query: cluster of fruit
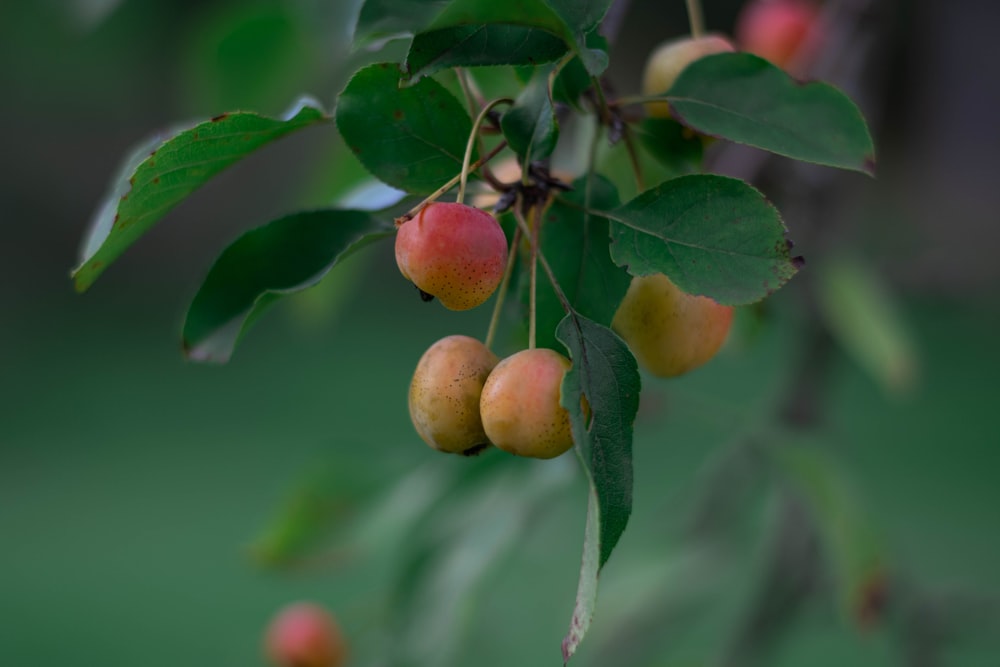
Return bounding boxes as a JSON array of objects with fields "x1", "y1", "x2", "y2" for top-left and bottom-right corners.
[{"x1": 397, "y1": 200, "x2": 734, "y2": 460}]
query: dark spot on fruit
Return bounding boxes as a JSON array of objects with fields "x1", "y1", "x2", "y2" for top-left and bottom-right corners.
[{"x1": 461, "y1": 442, "x2": 491, "y2": 457}]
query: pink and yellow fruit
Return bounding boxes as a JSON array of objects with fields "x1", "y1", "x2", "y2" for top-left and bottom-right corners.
[
  {"x1": 395, "y1": 202, "x2": 508, "y2": 311},
  {"x1": 480, "y1": 348, "x2": 575, "y2": 459}
]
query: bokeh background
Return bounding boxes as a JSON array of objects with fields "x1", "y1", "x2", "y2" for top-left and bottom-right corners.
[{"x1": 2, "y1": 0, "x2": 998, "y2": 666}]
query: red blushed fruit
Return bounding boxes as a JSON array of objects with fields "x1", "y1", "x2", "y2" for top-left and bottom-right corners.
[
  {"x1": 395, "y1": 202, "x2": 508, "y2": 311},
  {"x1": 265, "y1": 602, "x2": 347, "y2": 667},
  {"x1": 735, "y1": 0, "x2": 822, "y2": 72}
]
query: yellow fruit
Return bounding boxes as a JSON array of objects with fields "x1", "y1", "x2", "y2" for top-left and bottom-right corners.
[
  {"x1": 642, "y1": 34, "x2": 736, "y2": 118},
  {"x1": 480, "y1": 348, "x2": 574, "y2": 459},
  {"x1": 612, "y1": 274, "x2": 734, "y2": 377},
  {"x1": 408, "y1": 335, "x2": 498, "y2": 455}
]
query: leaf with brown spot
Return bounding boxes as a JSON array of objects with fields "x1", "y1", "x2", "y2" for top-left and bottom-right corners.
[
  {"x1": 604, "y1": 174, "x2": 799, "y2": 305},
  {"x1": 72, "y1": 98, "x2": 329, "y2": 292}
]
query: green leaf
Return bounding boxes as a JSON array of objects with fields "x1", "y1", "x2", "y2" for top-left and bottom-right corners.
[
  {"x1": 816, "y1": 257, "x2": 919, "y2": 395},
  {"x1": 551, "y1": 31, "x2": 606, "y2": 107},
  {"x1": 666, "y1": 53, "x2": 876, "y2": 174},
  {"x1": 428, "y1": 0, "x2": 610, "y2": 76},
  {"x1": 606, "y1": 174, "x2": 801, "y2": 305},
  {"x1": 556, "y1": 314, "x2": 641, "y2": 661},
  {"x1": 183, "y1": 209, "x2": 394, "y2": 363},
  {"x1": 404, "y1": 25, "x2": 567, "y2": 83},
  {"x1": 501, "y1": 67, "x2": 559, "y2": 164},
  {"x1": 72, "y1": 98, "x2": 329, "y2": 292},
  {"x1": 352, "y1": 0, "x2": 450, "y2": 46},
  {"x1": 336, "y1": 63, "x2": 474, "y2": 195},
  {"x1": 634, "y1": 117, "x2": 704, "y2": 176},
  {"x1": 533, "y1": 175, "x2": 631, "y2": 351}
]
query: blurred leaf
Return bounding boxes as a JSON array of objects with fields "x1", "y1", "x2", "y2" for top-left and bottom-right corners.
[
  {"x1": 556, "y1": 314, "x2": 641, "y2": 661},
  {"x1": 182, "y1": 4, "x2": 318, "y2": 113},
  {"x1": 634, "y1": 117, "x2": 704, "y2": 176},
  {"x1": 501, "y1": 66, "x2": 559, "y2": 164},
  {"x1": 404, "y1": 25, "x2": 567, "y2": 82},
  {"x1": 816, "y1": 257, "x2": 919, "y2": 396},
  {"x1": 73, "y1": 98, "x2": 328, "y2": 291},
  {"x1": 183, "y1": 209, "x2": 394, "y2": 363},
  {"x1": 666, "y1": 53, "x2": 876, "y2": 174},
  {"x1": 336, "y1": 63, "x2": 473, "y2": 194},
  {"x1": 532, "y1": 175, "x2": 630, "y2": 351},
  {"x1": 389, "y1": 460, "x2": 574, "y2": 667},
  {"x1": 764, "y1": 439, "x2": 889, "y2": 628},
  {"x1": 607, "y1": 175, "x2": 801, "y2": 305},
  {"x1": 353, "y1": 0, "x2": 451, "y2": 46}
]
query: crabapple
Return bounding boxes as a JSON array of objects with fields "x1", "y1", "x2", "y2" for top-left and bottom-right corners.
[
  {"x1": 409, "y1": 335, "x2": 499, "y2": 455},
  {"x1": 395, "y1": 202, "x2": 508, "y2": 310},
  {"x1": 480, "y1": 348, "x2": 574, "y2": 459},
  {"x1": 612, "y1": 274, "x2": 734, "y2": 378},
  {"x1": 735, "y1": 0, "x2": 822, "y2": 73},
  {"x1": 641, "y1": 34, "x2": 735, "y2": 118},
  {"x1": 264, "y1": 601, "x2": 346, "y2": 667}
]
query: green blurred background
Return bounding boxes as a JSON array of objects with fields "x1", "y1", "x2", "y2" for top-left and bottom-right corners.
[{"x1": 2, "y1": 1, "x2": 999, "y2": 666}]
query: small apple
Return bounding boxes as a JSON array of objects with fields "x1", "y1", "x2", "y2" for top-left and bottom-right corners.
[
  {"x1": 479, "y1": 348, "x2": 574, "y2": 459},
  {"x1": 395, "y1": 202, "x2": 508, "y2": 311},
  {"x1": 409, "y1": 335, "x2": 498, "y2": 455},
  {"x1": 264, "y1": 602, "x2": 346, "y2": 667},
  {"x1": 735, "y1": 0, "x2": 822, "y2": 73},
  {"x1": 642, "y1": 34, "x2": 736, "y2": 118},
  {"x1": 612, "y1": 273, "x2": 734, "y2": 377}
]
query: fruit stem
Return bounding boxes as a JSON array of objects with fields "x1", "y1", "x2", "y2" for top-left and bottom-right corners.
[
  {"x1": 484, "y1": 225, "x2": 522, "y2": 351},
  {"x1": 397, "y1": 140, "x2": 510, "y2": 225},
  {"x1": 528, "y1": 205, "x2": 539, "y2": 350},
  {"x1": 514, "y1": 206, "x2": 572, "y2": 316},
  {"x1": 622, "y1": 125, "x2": 646, "y2": 192},
  {"x1": 458, "y1": 98, "x2": 513, "y2": 205},
  {"x1": 685, "y1": 0, "x2": 705, "y2": 38}
]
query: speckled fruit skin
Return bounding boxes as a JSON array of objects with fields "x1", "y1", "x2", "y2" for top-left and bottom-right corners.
[
  {"x1": 264, "y1": 602, "x2": 346, "y2": 667},
  {"x1": 612, "y1": 274, "x2": 734, "y2": 378},
  {"x1": 395, "y1": 202, "x2": 508, "y2": 311},
  {"x1": 735, "y1": 0, "x2": 820, "y2": 72},
  {"x1": 480, "y1": 348, "x2": 574, "y2": 460},
  {"x1": 642, "y1": 34, "x2": 736, "y2": 118},
  {"x1": 409, "y1": 335, "x2": 499, "y2": 455}
]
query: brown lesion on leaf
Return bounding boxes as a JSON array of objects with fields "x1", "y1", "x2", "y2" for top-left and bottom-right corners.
[{"x1": 211, "y1": 113, "x2": 229, "y2": 122}]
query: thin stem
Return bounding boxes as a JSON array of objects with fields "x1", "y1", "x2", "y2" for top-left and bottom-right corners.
[
  {"x1": 513, "y1": 207, "x2": 573, "y2": 315},
  {"x1": 608, "y1": 94, "x2": 670, "y2": 109},
  {"x1": 528, "y1": 206, "x2": 538, "y2": 349},
  {"x1": 484, "y1": 225, "x2": 522, "y2": 351},
  {"x1": 398, "y1": 140, "x2": 510, "y2": 224},
  {"x1": 459, "y1": 98, "x2": 514, "y2": 205},
  {"x1": 455, "y1": 68, "x2": 479, "y2": 120},
  {"x1": 621, "y1": 125, "x2": 646, "y2": 192},
  {"x1": 685, "y1": 0, "x2": 705, "y2": 38},
  {"x1": 590, "y1": 76, "x2": 613, "y2": 125}
]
